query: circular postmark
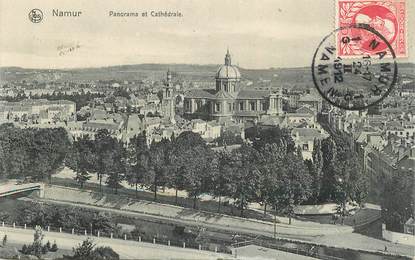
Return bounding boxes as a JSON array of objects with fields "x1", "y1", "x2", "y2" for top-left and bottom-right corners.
[
  {"x1": 28, "y1": 9, "x2": 43, "y2": 23},
  {"x1": 312, "y1": 24, "x2": 398, "y2": 110}
]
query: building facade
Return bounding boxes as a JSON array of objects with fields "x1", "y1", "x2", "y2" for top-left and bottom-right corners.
[
  {"x1": 184, "y1": 49, "x2": 282, "y2": 123},
  {"x1": 0, "y1": 99, "x2": 76, "y2": 123}
]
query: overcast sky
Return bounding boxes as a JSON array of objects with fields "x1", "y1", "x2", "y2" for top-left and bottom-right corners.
[{"x1": 0, "y1": 0, "x2": 413, "y2": 69}]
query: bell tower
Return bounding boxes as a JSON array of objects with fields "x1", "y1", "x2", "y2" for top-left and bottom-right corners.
[{"x1": 162, "y1": 69, "x2": 175, "y2": 124}]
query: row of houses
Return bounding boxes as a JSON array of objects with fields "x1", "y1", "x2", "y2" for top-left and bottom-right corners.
[{"x1": 0, "y1": 99, "x2": 76, "y2": 124}]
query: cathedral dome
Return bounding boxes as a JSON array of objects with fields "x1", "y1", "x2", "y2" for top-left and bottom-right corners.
[
  {"x1": 215, "y1": 49, "x2": 241, "y2": 79},
  {"x1": 216, "y1": 65, "x2": 241, "y2": 79}
]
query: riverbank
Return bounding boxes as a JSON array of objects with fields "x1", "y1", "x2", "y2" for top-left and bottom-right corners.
[{"x1": 40, "y1": 185, "x2": 415, "y2": 258}]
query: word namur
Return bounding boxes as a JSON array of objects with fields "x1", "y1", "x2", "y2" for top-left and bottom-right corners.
[{"x1": 52, "y1": 9, "x2": 82, "y2": 17}]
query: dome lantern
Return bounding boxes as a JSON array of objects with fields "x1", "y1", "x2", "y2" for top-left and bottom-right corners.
[
  {"x1": 215, "y1": 49, "x2": 241, "y2": 80},
  {"x1": 225, "y1": 48, "x2": 231, "y2": 65}
]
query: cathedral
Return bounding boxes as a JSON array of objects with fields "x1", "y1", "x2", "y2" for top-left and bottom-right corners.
[{"x1": 183, "y1": 49, "x2": 282, "y2": 123}]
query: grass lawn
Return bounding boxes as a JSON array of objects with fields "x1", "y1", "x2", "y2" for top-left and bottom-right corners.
[{"x1": 50, "y1": 175, "x2": 273, "y2": 222}]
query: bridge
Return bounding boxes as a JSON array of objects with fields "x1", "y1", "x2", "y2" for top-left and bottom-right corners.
[{"x1": 0, "y1": 181, "x2": 44, "y2": 198}]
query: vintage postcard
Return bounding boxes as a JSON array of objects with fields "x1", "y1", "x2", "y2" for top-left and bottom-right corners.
[{"x1": 0, "y1": 0, "x2": 414, "y2": 259}]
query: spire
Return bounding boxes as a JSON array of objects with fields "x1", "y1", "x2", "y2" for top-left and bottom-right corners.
[
  {"x1": 225, "y1": 48, "x2": 231, "y2": 65},
  {"x1": 166, "y1": 69, "x2": 172, "y2": 87}
]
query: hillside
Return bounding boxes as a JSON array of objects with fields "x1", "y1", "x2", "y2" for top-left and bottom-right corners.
[{"x1": 1, "y1": 63, "x2": 413, "y2": 88}]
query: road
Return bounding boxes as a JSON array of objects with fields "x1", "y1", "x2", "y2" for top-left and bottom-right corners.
[
  {"x1": 313, "y1": 232, "x2": 415, "y2": 258},
  {"x1": 0, "y1": 180, "x2": 43, "y2": 198},
  {"x1": 0, "y1": 226, "x2": 229, "y2": 259},
  {"x1": 42, "y1": 185, "x2": 354, "y2": 237},
  {"x1": 25, "y1": 197, "x2": 415, "y2": 258},
  {"x1": 29, "y1": 196, "x2": 351, "y2": 240}
]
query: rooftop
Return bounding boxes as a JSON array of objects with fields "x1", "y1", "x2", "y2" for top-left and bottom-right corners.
[{"x1": 298, "y1": 94, "x2": 321, "y2": 102}]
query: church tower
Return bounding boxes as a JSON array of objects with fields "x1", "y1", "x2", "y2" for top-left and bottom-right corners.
[{"x1": 162, "y1": 70, "x2": 175, "y2": 124}]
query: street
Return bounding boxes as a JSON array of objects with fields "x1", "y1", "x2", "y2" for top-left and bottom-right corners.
[{"x1": 0, "y1": 226, "x2": 229, "y2": 259}]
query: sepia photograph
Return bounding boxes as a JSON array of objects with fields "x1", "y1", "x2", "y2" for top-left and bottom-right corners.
[{"x1": 0, "y1": 0, "x2": 414, "y2": 259}]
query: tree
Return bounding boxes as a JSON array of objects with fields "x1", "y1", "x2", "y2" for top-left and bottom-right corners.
[
  {"x1": 32, "y1": 128, "x2": 70, "y2": 183},
  {"x1": 169, "y1": 131, "x2": 209, "y2": 208},
  {"x1": 104, "y1": 141, "x2": 126, "y2": 194},
  {"x1": 91, "y1": 246, "x2": 120, "y2": 260},
  {"x1": 174, "y1": 131, "x2": 206, "y2": 148},
  {"x1": 147, "y1": 140, "x2": 169, "y2": 200},
  {"x1": 17, "y1": 202, "x2": 49, "y2": 227},
  {"x1": 279, "y1": 148, "x2": 312, "y2": 224},
  {"x1": 21, "y1": 226, "x2": 45, "y2": 257},
  {"x1": 247, "y1": 126, "x2": 295, "y2": 153},
  {"x1": 209, "y1": 150, "x2": 233, "y2": 213},
  {"x1": 228, "y1": 145, "x2": 261, "y2": 217},
  {"x1": 310, "y1": 139, "x2": 324, "y2": 203},
  {"x1": 66, "y1": 140, "x2": 91, "y2": 188},
  {"x1": 72, "y1": 238, "x2": 95, "y2": 260},
  {"x1": 94, "y1": 130, "x2": 115, "y2": 192},
  {"x1": 257, "y1": 143, "x2": 287, "y2": 216},
  {"x1": 0, "y1": 125, "x2": 69, "y2": 182},
  {"x1": 333, "y1": 154, "x2": 366, "y2": 224},
  {"x1": 166, "y1": 136, "x2": 185, "y2": 205},
  {"x1": 91, "y1": 212, "x2": 114, "y2": 233},
  {"x1": 319, "y1": 137, "x2": 337, "y2": 202},
  {"x1": 318, "y1": 130, "x2": 368, "y2": 210},
  {"x1": 126, "y1": 133, "x2": 149, "y2": 198},
  {"x1": 213, "y1": 130, "x2": 244, "y2": 146},
  {"x1": 69, "y1": 239, "x2": 119, "y2": 260},
  {"x1": 178, "y1": 145, "x2": 214, "y2": 209},
  {"x1": 166, "y1": 154, "x2": 185, "y2": 205},
  {"x1": 382, "y1": 170, "x2": 414, "y2": 232}
]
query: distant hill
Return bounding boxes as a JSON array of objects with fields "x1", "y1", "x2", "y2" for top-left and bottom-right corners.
[{"x1": 1, "y1": 62, "x2": 413, "y2": 87}]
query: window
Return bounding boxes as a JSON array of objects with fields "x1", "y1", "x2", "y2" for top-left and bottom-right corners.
[
  {"x1": 303, "y1": 144, "x2": 309, "y2": 151},
  {"x1": 196, "y1": 100, "x2": 202, "y2": 110},
  {"x1": 250, "y1": 102, "x2": 256, "y2": 111},
  {"x1": 215, "y1": 103, "x2": 220, "y2": 112},
  {"x1": 239, "y1": 102, "x2": 244, "y2": 111},
  {"x1": 261, "y1": 102, "x2": 269, "y2": 111},
  {"x1": 228, "y1": 103, "x2": 232, "y2": 112}
]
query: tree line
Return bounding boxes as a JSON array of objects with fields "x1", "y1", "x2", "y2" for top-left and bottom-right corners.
[
  {"x1": 0, "y1": 123, "x2": 70, "y2": 182},
  {"x1": 0, "y1": 91, "x2": 105, "y2": 111},
  {"x1": 0, "y1": 123, "x2": 367, "y2": 221},
  {"x1": 64, "y1": 125, "x2": 367, "y2": 221}
]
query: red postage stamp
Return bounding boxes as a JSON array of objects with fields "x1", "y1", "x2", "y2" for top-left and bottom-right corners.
[{"x1": 337, "y1": 0, "x2": 406, "y2": 57}]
